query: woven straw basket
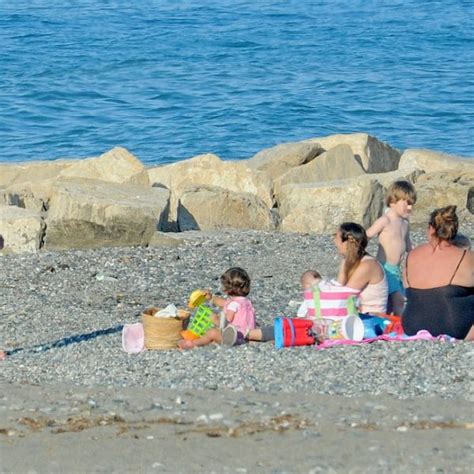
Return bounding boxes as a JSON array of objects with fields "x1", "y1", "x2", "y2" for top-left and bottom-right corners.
[{"x1": 142, "y1": 307, "x2": 190, "y2": 350}]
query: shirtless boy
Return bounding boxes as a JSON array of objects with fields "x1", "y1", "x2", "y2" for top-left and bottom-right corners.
[{"x1": 367, "y1": 180, "x2": 417, "y2": 315}]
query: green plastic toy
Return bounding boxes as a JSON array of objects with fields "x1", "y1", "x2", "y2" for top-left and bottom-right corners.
[{"x1": 181, "y1": 290, "x2": 214, "y2": 340}]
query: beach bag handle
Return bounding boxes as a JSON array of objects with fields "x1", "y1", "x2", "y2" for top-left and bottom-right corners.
[{"x1": 313, "y1": 285, "x2": 322, "y2": 319}]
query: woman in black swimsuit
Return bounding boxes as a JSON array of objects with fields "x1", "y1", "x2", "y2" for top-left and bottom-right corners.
[{"x1": 402, "y1": 205, "x2": 474, "y2": 339}]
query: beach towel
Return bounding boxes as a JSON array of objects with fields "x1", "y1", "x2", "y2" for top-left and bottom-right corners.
[
  {"x1": 122, "y1": 323, "x2": 145, "y2": 354},
  {"x1": 315, "y1": 329, "x2": 457, "y2": 350}
]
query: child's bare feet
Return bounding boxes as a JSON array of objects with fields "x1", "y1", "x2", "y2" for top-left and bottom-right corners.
[{"x1": 178, "y1": 339, "x2": 195, "y2": 350}]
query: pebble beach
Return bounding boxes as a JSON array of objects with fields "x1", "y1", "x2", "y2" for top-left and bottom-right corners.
[{"x1": 1, "y1": 228, "x2": 473, "y2": 472}]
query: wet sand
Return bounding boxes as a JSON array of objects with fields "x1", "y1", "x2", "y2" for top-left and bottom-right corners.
[{"x1": 1, "y1": 384, "x2": 473, "y2": 473}]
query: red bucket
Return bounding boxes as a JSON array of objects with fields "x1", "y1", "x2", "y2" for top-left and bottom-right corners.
[{"x1": 274, "y1": 318, "x2": 315, "y2": 348}]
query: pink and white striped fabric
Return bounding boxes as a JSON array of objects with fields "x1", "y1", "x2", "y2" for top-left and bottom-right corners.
[{"x1": 302, "y1": 280, "x2": 360, "y2": 319}]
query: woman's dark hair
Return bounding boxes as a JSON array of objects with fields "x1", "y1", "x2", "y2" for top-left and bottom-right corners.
[
  {"x1": 429, "y1": 205, "x2": 459, "y2": 242},
  {"x1": 220, "y1": 267, "x2": 251, "y2": 296},
  {"x1": 339, "y1": 222, "x2": 368, "y2": 283}
]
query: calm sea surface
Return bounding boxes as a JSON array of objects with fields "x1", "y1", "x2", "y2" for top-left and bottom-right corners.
[{"x1": 0, "y1": 1, "x2": 473, "y2": 165}]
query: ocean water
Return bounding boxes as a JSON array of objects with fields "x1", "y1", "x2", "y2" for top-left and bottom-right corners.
[{"x1": 0, "y1": 0, "x2": 473, "y2": 165}]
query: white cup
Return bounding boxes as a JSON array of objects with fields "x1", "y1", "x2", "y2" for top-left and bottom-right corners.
[{"x1": 313, "y1": 315, "x2": 364, "y2": 342}]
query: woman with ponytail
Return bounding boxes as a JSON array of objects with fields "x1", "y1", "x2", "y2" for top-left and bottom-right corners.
[
  {"x1": 246, "y1": 221, "x2": 388, "y2": 344},
  {"x1": 334, "y1": 222, "x2": 388, "y2": 314},
  {"x1": 402, "y1": 205, "x2": 474, "y2": 339}
]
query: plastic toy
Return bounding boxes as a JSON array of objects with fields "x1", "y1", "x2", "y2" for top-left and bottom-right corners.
[
  {"x1": 180, "y1": 290, "x2": 215, "y2": 340},
  {"x1": 274, "y1": 317, "x2": 315, "y2": 349}
]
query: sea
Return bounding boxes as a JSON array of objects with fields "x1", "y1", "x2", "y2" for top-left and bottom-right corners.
[{"x1": 0, "y1": 0, "x2": 473, "y2": 165}]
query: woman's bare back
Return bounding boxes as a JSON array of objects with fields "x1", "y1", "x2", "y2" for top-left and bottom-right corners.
[{"x1": 406, "y1": 244, "x2": 474, "y2": 289}]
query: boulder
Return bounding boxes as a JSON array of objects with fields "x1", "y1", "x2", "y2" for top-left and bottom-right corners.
[
  {"x1": 278, "y1": 176, "x2": 384, "y2": 234},
  {"x1": 0, "y1": 205, "x2": 45, "y2": 253},
  {"x1": 398, "y1": 149, "x2": 474, "y2": 174},
  {"x1": 44, "y1": 178, "x2": 170, "y2": 249},
  {"x1": 305, "y1": 133, "x2": 401, "y2": 173},
  {"x1": 369, "y1": 168, "x2": 425, "y2": 192},
  {"x1": 1, "y1": 180, "x2": 55, "y2": 213},
  {"x1": 148, "y1": 231, "x2": 185, "y2": 247},
  {"x1": 0, "y1": 160, "x2": 73, "y2": 188},
  {"x1": 148, "y1": 154, "x2": 272, "y2": 230},
  {"x1": 408, "y1": 171, "x2": 474, "y2": 227},
  {"x1": 245, "y1": 141, "x2": 324, "y2": 181},
  {"x1": 59, "y1": 147, "x2": 149, "y2": 186},
  {"x1": 274, "y1": 144, "x2": 366, "y2": 201},
  {"x1": 178, "y1": 186, "x2": 275, "y2": 231}
]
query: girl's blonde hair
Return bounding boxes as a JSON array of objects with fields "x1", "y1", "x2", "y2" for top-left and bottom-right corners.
[{"x1": 339, "y1": 222, "x2": 368, "y2": 284}]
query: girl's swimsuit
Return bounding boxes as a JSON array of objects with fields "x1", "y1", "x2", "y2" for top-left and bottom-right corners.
[{"x1": 402, "y1": 250, "x2": 474, "y2": 339}]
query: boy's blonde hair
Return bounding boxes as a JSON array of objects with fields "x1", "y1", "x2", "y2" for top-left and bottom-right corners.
[{"x1": 386, "y1": 180, "x2": 417, "y2": 207}]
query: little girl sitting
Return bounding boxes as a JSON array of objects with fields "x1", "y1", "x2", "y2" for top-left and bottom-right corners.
[{"x1": 178, "y1": 267, "x2": 256, "y2": 349}]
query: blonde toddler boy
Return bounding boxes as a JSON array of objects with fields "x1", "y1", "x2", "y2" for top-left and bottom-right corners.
[{"x1": 367, "y1": 180, "x2": 417, "y2": 315}]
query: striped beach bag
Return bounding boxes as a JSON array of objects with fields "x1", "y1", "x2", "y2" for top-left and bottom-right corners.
[{"x1": 303, "y1": 280, "x2": 360, "y2": 319}]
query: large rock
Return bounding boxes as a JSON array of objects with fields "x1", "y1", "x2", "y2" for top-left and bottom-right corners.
[
  {"x1": 408, "y1": 171, "x2": 474, "y2": 227},
  {"x1": 245, "y1": 141, "x2": 324, "y2": 181},
  {"x1": 1, "y1": 180, "x2": 55, "y2": 213},
  {"x1": 398, "y1": 149, "x2": 474, "y2": 174},
  {"x1": 59, "y1": 147, "x2": 149, "y2": 186},
  {"x1": 305, "y1": 133, "x2": 401, "y2": 173},
  {"x1": 148, "y1": 154, "x2": 272, "y2": 230},
  {"x1": 274, "y1": 144, "x2": 366, "y2": 201},
  {"x1": 369, "y1": 168, "x2": 425, "y2": 191},
  {"x1": 0, "y1": 160, "x2": 73, "y2": 188},
  {"x1": 0, "y1": 205, "x2": 45, "y2": 253},
  {"x1": 148, "y1": 231, "x2": 185, "y2": 248},
  {"x1": 44, "y1": 178, "x2": 170, "y2": 249},
  {"x1": 178, "y1": 186, "x2": 275, "y2": 231},
  {"x1": 278, "y1": 176, "x2": 384, "y2": 233}
]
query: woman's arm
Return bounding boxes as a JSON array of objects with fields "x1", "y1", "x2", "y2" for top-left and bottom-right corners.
[
  {"x1": 345, "y1": 260, "x2": 374, "y2": 290},
  {"x1": 337, "y1": 259, "x2": 347, "y2": 285}
]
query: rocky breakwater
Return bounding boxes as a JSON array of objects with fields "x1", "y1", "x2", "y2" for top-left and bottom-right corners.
[{"x1": 1, "y1": 133, "x2": 473, "y2": 253}]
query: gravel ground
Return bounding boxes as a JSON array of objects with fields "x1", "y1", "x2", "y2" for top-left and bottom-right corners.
[{"x1": 1, "y1": 228, "x2": 473, "y2": 473}]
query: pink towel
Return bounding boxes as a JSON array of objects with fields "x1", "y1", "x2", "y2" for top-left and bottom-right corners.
[
  {"x1": 315, "y1": 330, "x2": 457, "y2": 350},
  {"x1": 122, "y1": 323, "x2": 145, "y2": 354}
]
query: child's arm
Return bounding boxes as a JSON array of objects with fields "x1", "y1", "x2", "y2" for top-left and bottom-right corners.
[
  {"x1": 205, "y1": 290, "x2": 226, "y2": 309},
  {"x1": 223, "y1": 300, "x2": 240, "y2": 324},
  {"x1": 224, "y1": 308, "x2": 237, "y2": 324},
  {"x1": 211, "y1": 295, "x2": 226, "y2": 308},
  {"x1": 366, "y1": 215, "x2": 389, "y2": 239}
]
